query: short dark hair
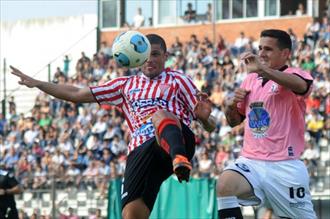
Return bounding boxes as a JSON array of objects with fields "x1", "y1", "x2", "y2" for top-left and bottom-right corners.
[
  {"x1": 146, "y1": 34, "x2": 167, "y2": 53},
  {"x1": 260, "y1": 29, "x2": 292, "y2": 51}
]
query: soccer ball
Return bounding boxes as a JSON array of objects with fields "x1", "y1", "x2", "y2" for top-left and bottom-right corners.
[{"x1": 112, "y1": 30, "x2": 151, "y2": 68}]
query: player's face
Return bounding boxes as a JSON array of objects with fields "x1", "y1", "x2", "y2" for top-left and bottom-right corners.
[
  {"x1": 142, "y1": 44, "x2": 168, "y2": 79},
  {"x1": 258, "y1": 37, "x2": 290, "y2": 70}
]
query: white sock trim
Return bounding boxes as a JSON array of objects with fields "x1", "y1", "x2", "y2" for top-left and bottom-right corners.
[{"x1": 217, "y1": 196, "x2": 240, "y2": 210}]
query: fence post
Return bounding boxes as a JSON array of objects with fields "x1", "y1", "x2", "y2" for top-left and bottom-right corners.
[{"x1": 2, "y1": 58, "x2": 7, "y2": 117}]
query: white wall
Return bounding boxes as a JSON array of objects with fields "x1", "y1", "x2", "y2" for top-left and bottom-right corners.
[{"x1": 0, "y1": 14, "x2": 97, "y2": 114}]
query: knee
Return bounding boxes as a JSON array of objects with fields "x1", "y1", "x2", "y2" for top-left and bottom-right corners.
[
  {"x1": 216, "y1": 174, "x2": 239, "y2": 197},
  {"x1": 151, "y1": 110, "x2": 180, "y2": 131},
  {"x1": 151, "y1": 110, "x2": 167, "y2": 126}
]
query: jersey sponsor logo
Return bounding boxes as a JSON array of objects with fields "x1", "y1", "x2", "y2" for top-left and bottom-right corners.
[
  {"x1": 289, "y1": 201, "x2": 306, "y2": 209},
  {"x1": 248, "y1": 102, "x2": 270, "y2": 138},
  {"x1": 132, "y1": 121, "x2": 154, "y2": 138},
  {"x1": 235, "y1": 163, "x2": 250, "y2": 172},
  {"x1": 131, "y1": 98, "x2": 168, "y2": 111}
]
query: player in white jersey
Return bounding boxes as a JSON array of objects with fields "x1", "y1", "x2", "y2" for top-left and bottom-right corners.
[
  {"x1": 10, "y1": 34, "x2": 216, "y2": 219},
  {"x1": 216, "y1": 29, "x2": 317, "y2": 219}
]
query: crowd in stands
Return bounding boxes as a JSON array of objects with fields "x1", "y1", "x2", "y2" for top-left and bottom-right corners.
[{"x1": 0, "y1": 14, "x2": 329, "y2": 217}]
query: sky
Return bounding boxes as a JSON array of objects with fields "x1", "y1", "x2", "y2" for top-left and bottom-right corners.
[{"x1": 1, "y1": 0, "x2": 98, "y2": 22}]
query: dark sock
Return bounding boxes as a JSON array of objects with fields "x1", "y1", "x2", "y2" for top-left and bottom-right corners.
[
  {"x1": 158, "y1": 118, "x2": 186, "y2": 158},
  {"x1": 218, "y1": 207, "x2": 243, "y2": 219}
]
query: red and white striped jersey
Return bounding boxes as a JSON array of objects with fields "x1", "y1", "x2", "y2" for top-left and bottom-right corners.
[{"x1": 90, "y1": 69, "x2": 199, "y2": 154}]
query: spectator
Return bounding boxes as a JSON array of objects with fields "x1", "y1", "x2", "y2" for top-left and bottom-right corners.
[
  {"x1": 230, "y1": 31, "x2": 249, "y2": 57},
  {"x1": 132, "y1": 7, "x2": 145, "y2": 29},
  {"x1": 59, "y1": 207, "x2": 79, "y2": 219},
  {"x1": 89, "y1": 208, "x2": 103, "y2": 219},
  {"x1": 183, "y1": 3, "x2": 196, "y2": 23},
  {"x1": 205, "y1": 3, "x2": 213, "y2": 22},
  {"x1": 296, "y1": 3, "x2": 305, "y2": 16},
  {"x1": 63, "y1": 55, "x2": 71, "y2": 76},
  {"x1": 198, "y1": 152, "x2": 213, "y2": 178}
]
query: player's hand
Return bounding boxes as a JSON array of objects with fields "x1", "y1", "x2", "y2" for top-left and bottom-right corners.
[
  {"x1": 10, "y1": 66, "x2": 40, "y2": 88},
  {"x1": 194, "y1": 92, "x2": 212, "y2": 122},
  {"x1": 240, "y1": 52, "x2": 265, "y2": 76},
  {"x1": 226, "y1": 88, "x2": 250, "y2": 109},
  {"x1": 0, "y1": 189, "x2": 5, "y2": 195}
]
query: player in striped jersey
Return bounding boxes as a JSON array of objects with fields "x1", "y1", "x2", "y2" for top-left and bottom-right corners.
[{"x1": 10, "y1": 34, "x2": 216, "y2": 219}]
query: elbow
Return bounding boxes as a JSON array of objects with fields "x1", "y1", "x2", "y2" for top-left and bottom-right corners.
[{"x1": 228, "y1": 121, "x2": 240, "y2": 128}]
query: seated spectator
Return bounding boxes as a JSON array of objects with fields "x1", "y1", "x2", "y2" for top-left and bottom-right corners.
[
  {"x1": 32, "y1": 164, "x2": 47, "y2": 189},
  {"x1": 58, "y1": 207, "x2": 80, "y2": 219},
  {"x1": 306, "y1": 110, "x2": 324, "y2": 144},
  {"x1": 230, "y1": 31, "x2": 249, "y2": 57},
  {"x1": 198, "y1": 152, "x2": 213, "y2": 178},
  {"x1": 215, "y1": 145, "x2": 229, "y2": 172}
]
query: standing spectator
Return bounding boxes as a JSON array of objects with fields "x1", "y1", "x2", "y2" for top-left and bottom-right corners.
[
  {"x1": 0, "y1": 165, "x2": 23, "y2": 219},
  {"x1": 183, "y1": 3, "x2": 196, "y2": 23},
  {"x1": 132, "y1": 7, "x2": 145, "y2": 29},
  {"x1": 295, "y1": 3, "x2": 305, "y2": 16},
  {"x1": 205, "y1": 3, "x2": 213, "y2": 22},
  {"x1": 63, "y1": 55, "x2": 71, "y2": 76}
]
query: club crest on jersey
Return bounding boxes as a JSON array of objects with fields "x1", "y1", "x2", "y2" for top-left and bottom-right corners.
[
  {"x1": 248, "y1": 102, "x2": 270, "y2": 138},
  {"x1": 235, "y1": 163, "x2": 250, "y2": 172},
  {"x1": 159, "y1": 84, "x2": 171, "y2": 96}
]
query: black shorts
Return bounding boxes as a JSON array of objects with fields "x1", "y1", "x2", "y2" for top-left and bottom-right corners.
[{"x1": 121, "y1": 122, "x2": 195, "y2": 212}]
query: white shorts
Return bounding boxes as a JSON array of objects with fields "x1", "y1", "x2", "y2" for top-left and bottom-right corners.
[{"x1": 224, "y1": 156, "x2": 317, "y2": 219}]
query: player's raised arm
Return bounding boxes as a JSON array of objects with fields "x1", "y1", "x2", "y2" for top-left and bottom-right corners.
[{"x1": 10, "y1": 65, "x2": 95, "y2": 103}]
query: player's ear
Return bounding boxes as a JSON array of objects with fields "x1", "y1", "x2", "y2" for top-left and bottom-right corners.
[
  {"x1": 282, "y1": 48, "x2": 291, "y2": 59},
  {"x1": 164, "y1": 51, "x2": 169, "y2": 60}
]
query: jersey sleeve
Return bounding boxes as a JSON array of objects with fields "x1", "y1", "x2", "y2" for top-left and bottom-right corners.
[
  {"x1": 285, "y1": 67, "x2": 313, "y2": 97},
  {"x1": 175, "y1": 73, "x2": 199, "y2": 115},
  {"x1": 90, "y1": 77, "x2": 128, "y2": 107}
]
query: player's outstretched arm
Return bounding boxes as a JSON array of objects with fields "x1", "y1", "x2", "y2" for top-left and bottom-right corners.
[{"x1": 10, "y1": 66, "x2": 95, "y2": 103}]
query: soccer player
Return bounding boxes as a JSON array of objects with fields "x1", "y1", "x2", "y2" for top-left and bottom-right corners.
[
  {"x1": 10, "y1": 34, "x2": 215, "y2": 219},
  {"x1": 217, "y1": 29, "x2": 317, "y2": 219}
]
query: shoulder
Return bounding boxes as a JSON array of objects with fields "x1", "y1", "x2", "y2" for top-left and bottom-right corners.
[
  {"x1": 166, "y1": 68, "x2": 192, "y2": 80},
  {"x1": 284, "y1": 67, "x2": 313, "y2": 81}
]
